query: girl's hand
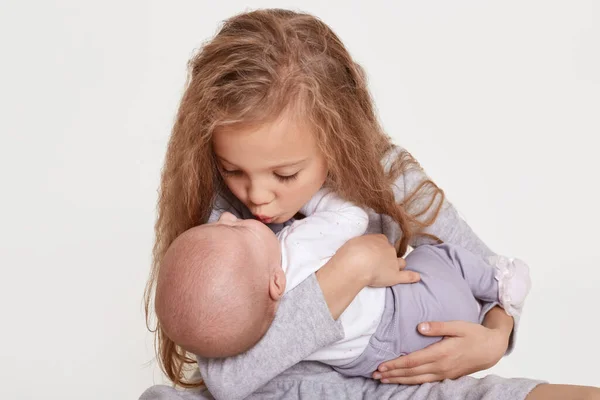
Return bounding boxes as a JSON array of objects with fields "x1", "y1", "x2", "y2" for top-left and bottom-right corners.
[
  {"x1": 339, "y1": 234, "x2": 420, "y2": 287},
  {"x1": 373, "y1": 320, "x2": 510, "y2": 384}
]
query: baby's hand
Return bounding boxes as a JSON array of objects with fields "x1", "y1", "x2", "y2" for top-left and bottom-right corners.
[{"x1": 338, "y1": 234, "x2": 420, "y2": 287}]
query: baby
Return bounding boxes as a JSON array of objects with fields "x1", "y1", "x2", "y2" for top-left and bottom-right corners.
[{"x1": 156, "y1": 189, "x2": 531, "y2": 376}]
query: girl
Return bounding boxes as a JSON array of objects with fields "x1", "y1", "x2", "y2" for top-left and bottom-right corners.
[{"x1": 143, "y1": 8, "x2": 600, "y2": 400}]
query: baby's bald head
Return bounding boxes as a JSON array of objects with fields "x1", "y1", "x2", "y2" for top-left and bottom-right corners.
[{"x1": 156, "y1": 217, "x2": 284, "y2": 358}]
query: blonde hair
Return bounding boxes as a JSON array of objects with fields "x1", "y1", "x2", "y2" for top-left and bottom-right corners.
[{"x1": 144, "y1": 8, "x2": 444, "y2": 387}]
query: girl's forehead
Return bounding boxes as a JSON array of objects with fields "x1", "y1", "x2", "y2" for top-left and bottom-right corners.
[{"x1": 212, "y1": 116, "x2": 319, "y2": 166}]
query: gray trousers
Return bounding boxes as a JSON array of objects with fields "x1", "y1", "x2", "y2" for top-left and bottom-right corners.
[{"x1": 140, "y1": 372, "x2": 542, "y2": 400}]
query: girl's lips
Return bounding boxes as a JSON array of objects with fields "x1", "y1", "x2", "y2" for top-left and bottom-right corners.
[{"x1": 255, "y1": 215, "x2": 273, "y2": 223}]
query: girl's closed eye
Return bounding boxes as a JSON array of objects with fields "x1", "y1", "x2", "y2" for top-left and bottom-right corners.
[
  {"x1": 274, "y1": 172, "x2": 299, "y2": 182},
  {"x1": 221, "y1": 168, "x2": 243, "y2": 177}
]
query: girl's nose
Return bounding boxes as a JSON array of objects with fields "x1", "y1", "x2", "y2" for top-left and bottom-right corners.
[{"x1": 248, "y1": 183, "x2": 274, "y2": 207}]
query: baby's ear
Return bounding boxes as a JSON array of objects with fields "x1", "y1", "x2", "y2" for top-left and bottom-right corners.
[{"x1": 269, "y1": 268, "x2": 286, "y2": 301}]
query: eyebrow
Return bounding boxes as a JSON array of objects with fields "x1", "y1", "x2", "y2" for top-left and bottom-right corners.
[{"x1": 217, "y1": 156, "x2": 309, "y2": 169}]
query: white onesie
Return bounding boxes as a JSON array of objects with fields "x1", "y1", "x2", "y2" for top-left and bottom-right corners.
[
  {"x1": 276, "y1": 189, "x2": 387, "y2": 365},
  {"x1": 272, "y1": 188, "x2": 530, "y2": 373}
]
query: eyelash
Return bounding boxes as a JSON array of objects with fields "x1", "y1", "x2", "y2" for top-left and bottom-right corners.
[
  {"x1": 221, "y1": 169, "x2": 298, "y2": 183},
  {"x1": 274, "y1": 173, "x2": 299, "y2": 182},
  {"x1": 220, "y1": 169, "x2": 242, "y2": 177}
]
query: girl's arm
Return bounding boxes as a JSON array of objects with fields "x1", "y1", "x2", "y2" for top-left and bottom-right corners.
[
  {"x1": 373, "y1": 149, "x2": 523, "y2": 384},
  {"x1": 198, "y1": 229, "x2": 415, "y2": 400},
  {"x1": 395, "y1": 162, "x2": 517, "y2": 350},
  {"x1": 385, "y1": 149, "x2": 495, "y2": 258},
  {"x1": 197, "y1": 273, "x2": 343, "y2": 400}
]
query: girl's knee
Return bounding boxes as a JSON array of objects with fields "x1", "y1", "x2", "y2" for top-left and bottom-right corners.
[{"x1": 526, "y1": 384, "x2": 600, "y2": 400}]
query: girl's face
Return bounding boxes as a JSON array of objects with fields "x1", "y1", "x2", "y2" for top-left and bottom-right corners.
[{"x1": 213, "y1": 112, "x2": 328, "y2": 224}]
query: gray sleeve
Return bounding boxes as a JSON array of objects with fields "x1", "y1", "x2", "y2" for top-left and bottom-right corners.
[
  {"x1": 388, "y1": 151, "x2": 519, "y2": 354},
  {"x1": 208, "y1": 192, "x2": 245, "y2": 222},
  {"x1": 390, "y1": 164, "x2": 494, "y2": 258},
  {"x1": 139, "y1": 385, "x2": 213, "y2": 400},
  {"x1": 196, "y1": 274, "x2": 344, "y2": 400}
]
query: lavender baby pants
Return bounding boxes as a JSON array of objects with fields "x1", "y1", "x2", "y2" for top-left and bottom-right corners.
[{"x1": 334, "y1": 243, "x2": 500, "y2": 378}]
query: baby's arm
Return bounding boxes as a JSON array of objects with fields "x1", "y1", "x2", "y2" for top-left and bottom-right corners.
[{"x1": 277, "y1": 189, "x2": 369, "y2": 290}]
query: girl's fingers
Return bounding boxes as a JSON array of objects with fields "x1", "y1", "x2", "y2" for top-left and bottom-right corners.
[
  {"x1": 397, "y1": 257, "x2": 407, "y2": 269},
  {"x1": 373, "y1": 362, "x2": 436, "y2": 380},
  {"x1": 417, "y1": 320, "x2": 473, "y2": 337},
  {"x1": 396, "y1": 270, "x2": 420, "y2": 283},
  {"x1": 377, "y1": 345, "x2": 442, "y2": 372}
]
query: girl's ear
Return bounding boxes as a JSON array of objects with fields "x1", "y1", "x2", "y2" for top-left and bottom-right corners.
[{"x1": 269, "y1": 268, "x2": 286, "y2": 301}]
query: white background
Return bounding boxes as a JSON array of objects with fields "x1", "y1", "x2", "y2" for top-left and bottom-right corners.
[{"x1": 1, "y1": 1, "x2": 599, "y2": 399}]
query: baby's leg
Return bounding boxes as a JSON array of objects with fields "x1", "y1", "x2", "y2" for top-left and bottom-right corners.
[
  {"x1": 334, "y1": 245, "x2": 530, "y2": 377},
  {"x1": 409, "y1": 244, "x2": 499, "y2": 302},
  {"x1": 332, "y1": 249, "x2": 486, "y2": 377},
  {"x1": 406, "y1": 244, "x2": 531, "y2": 317}
]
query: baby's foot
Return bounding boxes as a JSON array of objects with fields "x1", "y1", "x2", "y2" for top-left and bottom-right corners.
[{"x1": 487, "y1": 255, "x2": 532, "y2": 317}]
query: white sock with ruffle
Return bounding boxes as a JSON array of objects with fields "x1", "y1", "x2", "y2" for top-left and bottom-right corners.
[{"x1": 487, "y1": 255, "x2": 532, "y2": 317}]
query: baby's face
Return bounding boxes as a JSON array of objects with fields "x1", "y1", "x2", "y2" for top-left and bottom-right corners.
[{"x1": 214, "y1": 212, "x2": 282, "y2": 271}]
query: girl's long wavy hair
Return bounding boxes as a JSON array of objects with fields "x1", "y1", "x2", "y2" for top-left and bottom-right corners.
[{"x1": 144, "y1": 8, "x2": 444, "y2": 388}]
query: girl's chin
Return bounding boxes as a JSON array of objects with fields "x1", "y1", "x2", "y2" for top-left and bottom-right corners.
[
  {"x1": 275, "y1": 212, "x2": 304, "y2": 224},
  {"x1": 271, "y1": 214, "x2": 289, "y2": 224}
]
